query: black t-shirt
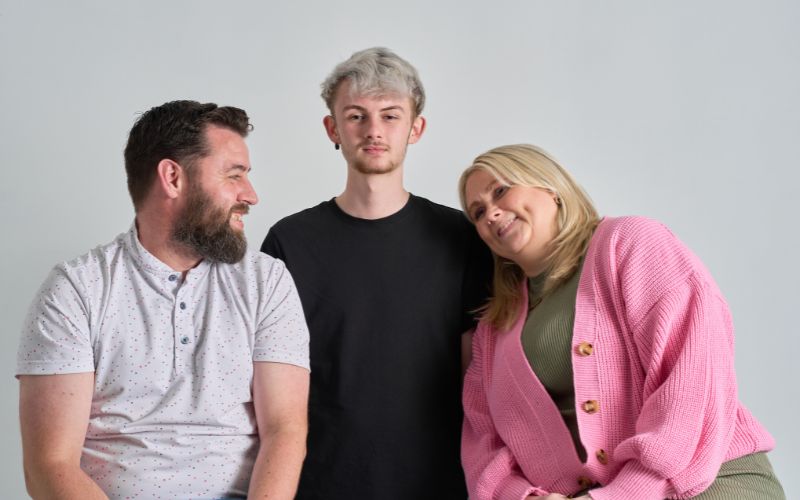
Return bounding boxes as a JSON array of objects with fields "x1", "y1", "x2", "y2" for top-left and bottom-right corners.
[{"x1": 261, "y1": 195, "x2": 492, "y2": 499}]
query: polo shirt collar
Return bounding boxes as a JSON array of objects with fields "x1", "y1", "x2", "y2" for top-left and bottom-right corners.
[{"x1": 125, "y1": 221, "x2": 212, "y2": 282}]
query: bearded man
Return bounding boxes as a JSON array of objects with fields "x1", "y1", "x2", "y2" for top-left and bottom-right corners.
[{"x1": 16, "y1": 100, "x2": 310, "y2": 500}]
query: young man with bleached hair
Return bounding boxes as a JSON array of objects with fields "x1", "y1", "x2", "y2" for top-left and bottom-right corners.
[
  {"x1": 261, "y1": 48, "x2": 492, "y2": 499},
  {"x1": 17, "y1": 100, "x2": 310, "y2": 500}
]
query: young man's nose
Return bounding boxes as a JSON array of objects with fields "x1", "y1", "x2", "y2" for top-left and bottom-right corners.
[{"x1": 364, "y1": 119, "x2": 383, "y2": 140}]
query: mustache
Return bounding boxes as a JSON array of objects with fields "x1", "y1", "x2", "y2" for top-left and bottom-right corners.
[
  {"x1": 229, "y1": 204, "x2": 250, "y2": 215},
  {"x1": 359, "y1": 141, "x2": 389, "y2": 149}
]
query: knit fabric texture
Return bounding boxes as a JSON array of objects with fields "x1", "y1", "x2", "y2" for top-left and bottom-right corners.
[{"x1": 461, "y1": 216, "x2": 775, "y2": 500}]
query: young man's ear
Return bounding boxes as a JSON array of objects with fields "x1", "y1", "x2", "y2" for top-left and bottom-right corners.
[
  {"x1": 407, "y1": 115, "x2": 427, "y2": 145},
  {"x1": 156, "y1": 159, "x2": 185, "y2": 199},
  {"x1": 323, "y1": 115, "x2": 341, "y2": 148}
]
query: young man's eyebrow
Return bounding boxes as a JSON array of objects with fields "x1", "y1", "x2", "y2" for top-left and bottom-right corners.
[
  {"x1": 342, "y1": 105, "x2": 367, "y2": 112},
  {"x1": 340, "y1": 104, "x2": 406, "y2": 113}
]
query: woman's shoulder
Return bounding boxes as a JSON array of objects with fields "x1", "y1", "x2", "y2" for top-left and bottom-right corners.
[
  {"x1": 593, "y1": 215, "x2": 674, "y2": 244},
  {"x1": 586, "y1": 216, "x2": 717, "y2": 311},
  {"x1": 474, "y1": 316, "x2": 498, "y2": 341},
  {"x1": 589, "y1": 216, "x2": 690, "y2": 264}
]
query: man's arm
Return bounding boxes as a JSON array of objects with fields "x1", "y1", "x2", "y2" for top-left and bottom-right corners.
[
  {"x1": 19, "y1": 373, "x2": 108, "y2": 499},
  {"x1": 247, "y1": 361, "x2": 310, "y2": 499}
]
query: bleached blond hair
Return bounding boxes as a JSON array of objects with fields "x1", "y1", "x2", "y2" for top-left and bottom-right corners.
[{"x1": 458, "y1": 144, "x2": 600, "y2": 330}]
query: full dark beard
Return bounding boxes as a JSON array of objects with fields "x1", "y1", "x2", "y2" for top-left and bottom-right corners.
[{"x1": 172, "y1": 184, "x2": 248, "y2": 264}]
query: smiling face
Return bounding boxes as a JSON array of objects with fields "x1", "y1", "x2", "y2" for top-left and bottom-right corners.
[
  {"x1": 171, "y1": 125, "x2": 257, "y2": 263},
  {"x1": 323, "y1": 80, "x2": 425, "y2": 175},
  {"x1": 464, "y1": 168, "x2": 560, "y2": 276}
]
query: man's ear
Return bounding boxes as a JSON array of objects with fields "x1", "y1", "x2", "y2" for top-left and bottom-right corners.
[
  {"x1": 323, "y1": 115, "x2": 340, "y2": 146},
  {"x1": 407, "y1": 115, "x2": 427, "y2": 145},
  {"x1": 155, "y1": 159, "x2": 185, "y2": 199}
]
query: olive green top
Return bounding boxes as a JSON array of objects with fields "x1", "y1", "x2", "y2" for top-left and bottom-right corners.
[{"x1": 522, "y1": 266, "x2": 586, "y2": 462}]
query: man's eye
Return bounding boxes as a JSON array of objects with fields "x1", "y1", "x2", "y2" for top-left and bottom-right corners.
[
  {"x1": 384, "y1": 115, "x2": 399, "y2": 120},
  {"x1": 348, "y1": 114, "x2": 364, "y2": 121}
]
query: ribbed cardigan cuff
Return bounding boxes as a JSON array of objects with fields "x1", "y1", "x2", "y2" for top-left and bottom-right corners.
[
  {"x1": 588, "y1": 461, "x2": 671, "y2": 500},
  {"x1": 495, "y1": 474, "x2": 542, "y2": 500}
]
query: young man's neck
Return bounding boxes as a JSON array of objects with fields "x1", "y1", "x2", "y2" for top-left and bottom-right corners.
[{"x1": 335, "y1": 167, "x2": 409, "y2": 220}]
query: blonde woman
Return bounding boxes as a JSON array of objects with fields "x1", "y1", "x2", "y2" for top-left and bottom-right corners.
[{"x1": 459, "y1": 144, "x2": 783, "y2": 500}]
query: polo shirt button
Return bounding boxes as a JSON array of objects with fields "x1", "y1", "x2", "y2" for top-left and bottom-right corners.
[
  {"x1": 582, "y1": 400, "x2": 599, "y2": 414},
  {"x1": 180, "y1": 336, "x2": 191, "y2": 345},
  {"x1": 576, "y1": 341, "x2": 594, "y2": 356},
  {"x1": 180, "y1": 302, "x2": 187, "y2": 310},
  {"x1": 596, "y1": 449, "x2": 609, "y2": 465},
  {"x1": 168, "y1": 274, "x2": 177, "y2": 282},
  {"x1": 577, "y1": 476, "x2": 594, "y2": 489}
]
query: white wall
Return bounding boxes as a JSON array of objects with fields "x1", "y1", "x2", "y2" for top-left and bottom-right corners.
[{"x1": 1, "y1": 0, "x2": 797, "y2": 497}]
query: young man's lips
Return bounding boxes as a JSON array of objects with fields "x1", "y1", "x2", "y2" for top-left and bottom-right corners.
[{"x1": 362, "y1": 144, "x2": 388, "y2": 153}]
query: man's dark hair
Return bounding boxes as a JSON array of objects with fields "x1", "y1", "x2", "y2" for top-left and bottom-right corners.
[{"x1": 124, "y1": 100, "x2": 253, "y2": 210}]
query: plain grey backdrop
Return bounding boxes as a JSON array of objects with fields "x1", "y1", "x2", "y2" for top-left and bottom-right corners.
[{"x1": 1, "y1": 1, "x2": 797, "y2": 497}]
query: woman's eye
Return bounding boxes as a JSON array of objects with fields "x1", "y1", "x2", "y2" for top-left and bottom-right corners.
[
  {"x1": 494, "y1": 186, "x2": 508, "y2": 197},
  {"x1": 472, "y1": 208, "x2": 485, "y2": 221}
]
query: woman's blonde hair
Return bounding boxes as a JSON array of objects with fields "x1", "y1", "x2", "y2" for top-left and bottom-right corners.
[{"x1": 458, "y1": 144, "x2": 600, "y2": 331}]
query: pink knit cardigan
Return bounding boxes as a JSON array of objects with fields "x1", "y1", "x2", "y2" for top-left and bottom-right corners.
[{"x1": 461, "y1": 216, "x2": 774, "y2": 500}]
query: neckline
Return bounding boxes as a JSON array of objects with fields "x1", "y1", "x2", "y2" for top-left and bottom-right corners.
[{"x1": 326, "y1": 194, "x2": 416, "y2": 226}]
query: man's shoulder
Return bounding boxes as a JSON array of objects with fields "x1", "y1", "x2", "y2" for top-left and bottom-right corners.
[
  {"x1": 409, "y1": 194, "x2": 473, "y2": 233},
  {"x1": 410, "y1": 194, "x2": 463, "y2": 219},
  {"x1": 270, "y1": 200, "x2": 333, "y2": 232},
  {"x1": 225, "y1": 249, "x2": 287, "y2": 276},
  {"x1": 55, "y1": 231, "x2": 129, "y2": 278},
  {"x1": 28, "y1": 231, "x2": 129, "y2": 319}
]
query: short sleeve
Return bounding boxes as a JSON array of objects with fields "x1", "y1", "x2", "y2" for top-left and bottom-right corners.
[
  {"x1": 16, "y1": 266, "x2": 95, "y2": 376},
  {"x1": 254, "y1": 258, "x2": 310, "y2": 370},
  {"x1": 260, "y1": 227, "x2": 285, "y2": 261}
]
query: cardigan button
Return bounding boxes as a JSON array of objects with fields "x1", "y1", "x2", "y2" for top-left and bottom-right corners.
[
  {"x1": 582, "y1": 400, "x2": 599, "y2": 414},
  {"x1": 596, "y1": 448, "x2": 609, "y2": 465},
  {"x1": 576, "y1": 341, "x2": 594, "y2": 356},
  {"x1": 577, "y1": 476, "x2": 594, "y2": 489}
]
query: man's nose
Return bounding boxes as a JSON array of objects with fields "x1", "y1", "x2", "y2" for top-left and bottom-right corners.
[
  {"x1": 239, "y1": 178, "x2": 259, "y2": 206},
  {"x1": 365, "y1": 119, "x2": 383, "y2": 140}
]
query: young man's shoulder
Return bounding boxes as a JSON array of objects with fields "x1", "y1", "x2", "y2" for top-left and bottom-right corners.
[
  {"x1": 272, "y1": 200, "x2": 332, "y2": 226},
  {"x1": 409, "y1": 194, "x2": 475, "y2": 236},
  {"x1": 410, "y1": 194, "x2": 464, "y2": 218}
]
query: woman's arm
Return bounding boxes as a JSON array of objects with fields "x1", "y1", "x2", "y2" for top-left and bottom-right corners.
[
  {"x1": 462, "y1": 323, "x2": 550, "y2": 500},
  {"x1": 589, "y1": 218, "x2": 746, "y2": 500}
]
